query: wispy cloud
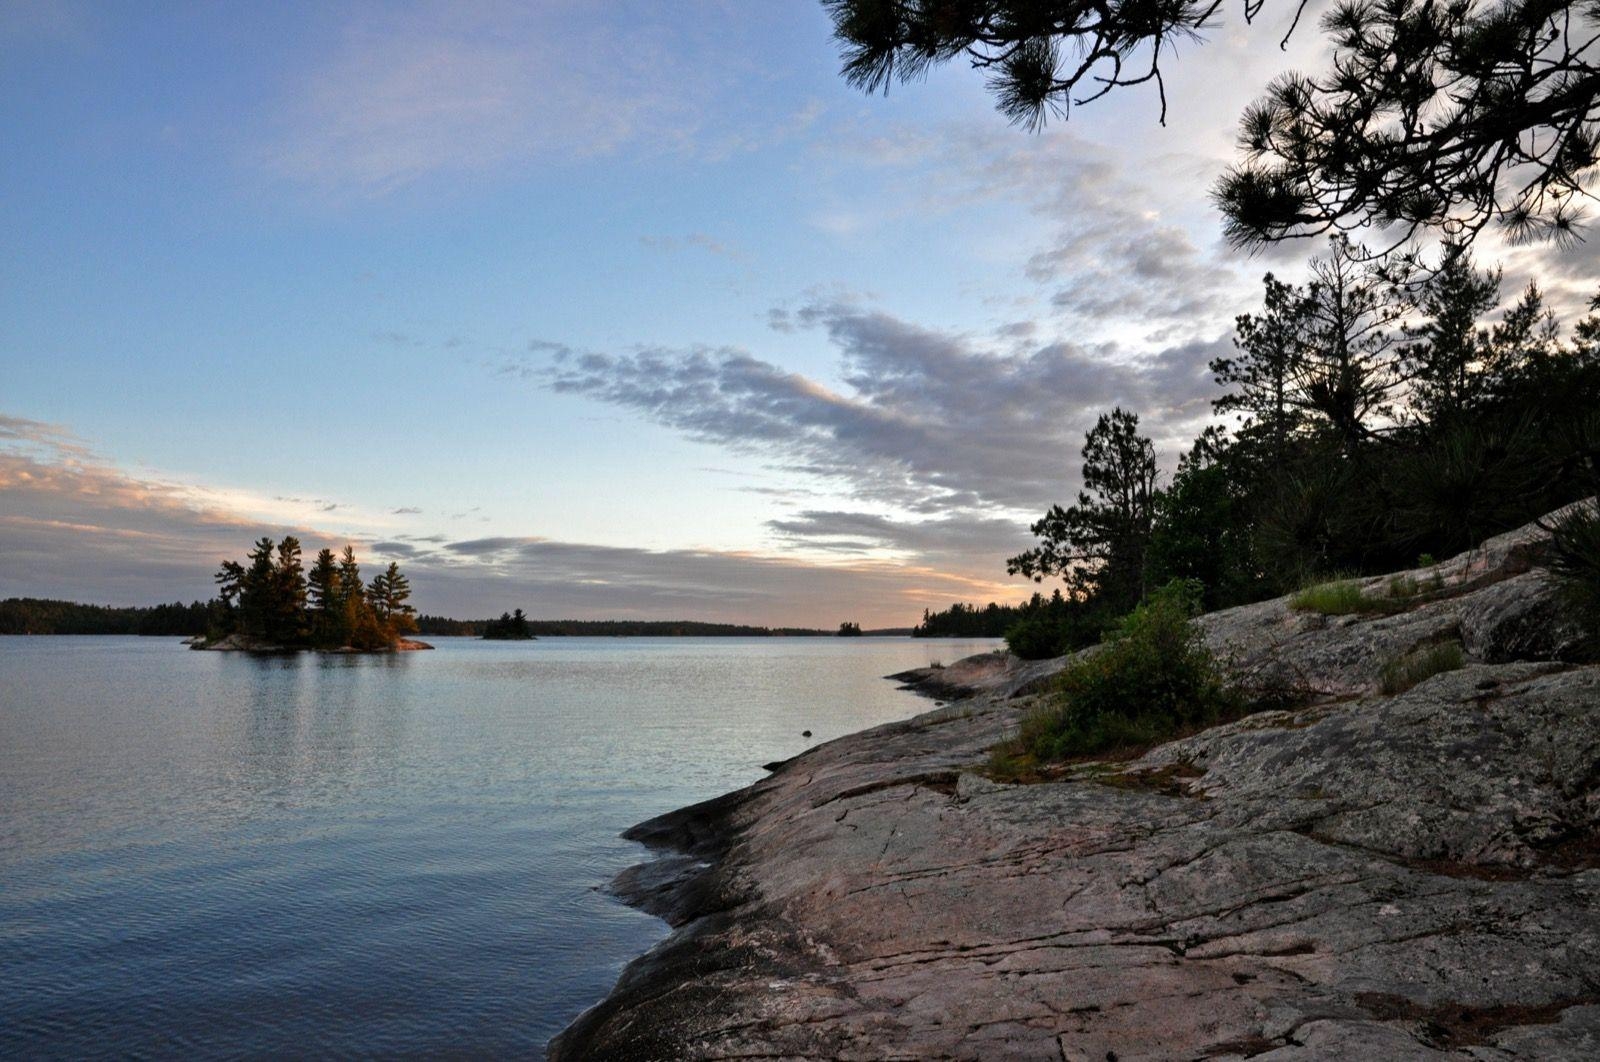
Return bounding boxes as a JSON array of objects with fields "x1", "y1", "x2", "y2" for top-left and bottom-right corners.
[
  {"x1": 0, "y1": 411, "x2": 1024, "y2": 624},
  {"x1": 405, "y1": 534, "x2": 1018, "y2": 623},
  {"x1": 639, "y1": 232, "x2": 747, "y2": 262},
  {"x1": 247, "y1": 1, "x2": 799, "y2": 197},
  {"x1": 536, "y1": 301, "x2": 1222, "y2": 516}
]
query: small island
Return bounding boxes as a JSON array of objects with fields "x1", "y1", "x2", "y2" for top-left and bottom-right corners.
[
  {"x1": 193, "y1": 536, "x2": 430, "y2": 653},
  {"x1": 481, "y1": 608, "x2": 536, "y2": 640}
]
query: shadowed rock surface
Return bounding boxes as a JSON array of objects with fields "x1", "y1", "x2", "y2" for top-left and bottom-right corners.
[{"x1": 550, "y1": 507, "x2": 1600, "y2": 1060}]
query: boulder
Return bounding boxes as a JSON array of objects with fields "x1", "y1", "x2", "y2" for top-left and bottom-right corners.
[{"x1": 1459, "y1": 570, "x2": 1590, "y2": 663}]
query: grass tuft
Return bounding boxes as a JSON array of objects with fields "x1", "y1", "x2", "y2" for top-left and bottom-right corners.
[
  {"x1": 1291, "y1": 570, "x2": 1440, "y2": 616},
  {"x1": 1379, "y1": 641, "x2": 1465, "y2": 695},
  {"x1": 1290, "y1": 579, "x2": 1386, "y2": 615}
]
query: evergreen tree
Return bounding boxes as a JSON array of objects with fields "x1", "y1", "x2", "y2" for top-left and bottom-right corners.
[
  {"x1": 267, "y1": 537, "x2": 308, "y2": 645},
  {"x1": 825, "y1": 1, "x2": 1600, "y2": 248},
  {"x1": 306, "y1": 548, "x2": 342, "y2": 646},
  {"x1": 238, "y1": 536, "x2": 278, "y2": 638},
  {"x1": 214, "y1": 560, "x2": 245, "y2": 618},
  {"x1": 482, "y1": 607, "x2": 535, "y2": 640},
  {"x1": 1487, "y1": 281, "x2": 1563, "y2": 394},
  {"x1": 337, "y1": 545, "x2": 368, "y2": 643},
  {"x1": 368, "y1": 563, "x2": 416, "y2": 633},
  {"x1": 1008, "y1": 408, "x2": 1158, "y2": 611},
  {"x1": 1144, "y1": 428, "x2": 1258, "y2": 609},
  {"x1": 1212, "y1": 273, "x2": 1310, "y2": 470},
  {"x1": 1294, "y1": 238, "x2": 1408, "y2": 456},
  {"x1": 1401, "y1": 245, "x2": 1501, "y2": 426}
]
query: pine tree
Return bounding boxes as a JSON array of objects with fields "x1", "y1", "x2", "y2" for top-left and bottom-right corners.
[
  {"x1": 306, "y1": 548, "x2": 341, "y2": 646},
  {"x1": 368, "y1": 562, "x2": 416, "y2": 633},
  {"x1": 237, "y1": 536, "x2": 278, "y2": 638},
  {"x1": 1007, "y1": 407, "x2": 1159, "y2": 611},
  {"x1": 266, "y1": 537, "x2": 308, "y2": 644},
  {"x1": 214, "y1": 560, "x2": 245, "y2": 623},
  {"x1": 1401, "y1": 245, "x2": 1501, "y2": 427},
  {"x1": 1213, "y1": 273, "x2": 1310, "y2": 470},
  {"x1": 1487, "y1": 282, "x2": 1563, "y2": 394},
  {"x1": 1294, "y1": 238, "x2": 1409, "y2": 456}
]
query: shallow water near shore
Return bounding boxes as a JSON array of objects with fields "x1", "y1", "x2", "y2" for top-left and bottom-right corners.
[{"x1": 0, "y1": 634, "x2": 999, "y2": 1058}]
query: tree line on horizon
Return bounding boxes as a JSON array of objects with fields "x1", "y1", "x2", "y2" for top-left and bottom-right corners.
[
  {"x1": 0, "y1": 598, "x2": 214, "y2": 636},
  {"x1": 414, "y1": 615, "x2": 906, "y2": 637}
]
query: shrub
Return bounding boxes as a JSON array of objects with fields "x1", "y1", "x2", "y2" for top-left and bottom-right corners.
[
  {"x1": 1548, "y1": 501, "x2": 1600, "y2": 660},
  {"x1": 1000, "y1": 580, "x2": 1242, "y2": 766},
  {"x1": 1004, "y1": 615, "x2": 1070, "y2": 660},
  {"x1": 1379, "y1": 642, "x2": 1465, "y2": 695}
]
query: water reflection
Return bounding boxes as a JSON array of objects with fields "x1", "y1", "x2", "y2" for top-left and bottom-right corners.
[{"x1": 0, "y1": 635, "x2": 1001, "y2": 1057}]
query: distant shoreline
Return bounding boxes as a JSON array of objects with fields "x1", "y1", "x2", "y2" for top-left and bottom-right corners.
[{"x1": 0, "y1": 599, "x2": 916, "y2": 638}]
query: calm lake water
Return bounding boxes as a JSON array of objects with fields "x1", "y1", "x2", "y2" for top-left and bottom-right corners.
[{"x1": 0, "y1": 635, "x2": 999, "y2": 1058}]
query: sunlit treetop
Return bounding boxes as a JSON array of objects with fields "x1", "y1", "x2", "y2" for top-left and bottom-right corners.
[{"x1": 825, "y1": 0, "x2": 1600, "y2": 248}]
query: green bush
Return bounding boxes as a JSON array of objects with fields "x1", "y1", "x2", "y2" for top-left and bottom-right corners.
[
  {"x1": 1004, "y1": 615, "x2": 1069, "y2": 660},
  {"x1": 1379, "y1": 641, "x2": 1465, "y2": 695},
  {"x1": 1548, "y1": 502, "x2": 1600, "y2": 660},
  {"x1": 1000, "y1": 580, "x2": 1242, "y2": 767}
]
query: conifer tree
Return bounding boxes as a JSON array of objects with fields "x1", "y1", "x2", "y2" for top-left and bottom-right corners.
[
  {"x1": 1401, "y1": 245, "x2": 1501, "y2": 427},
  {"x1": 1008, "y1": 408, "x2": 1159, "y2": 611},
  {"x1": 368, "y1": 563, "x2": 416, "y2": 632},
  {"x1": 307, "y1": 548, "x2": 341, "y2": 645},
  {"x1": 1294, "y1": 238, "x2": 1409, "y2": 455},
  {"x1": 1213, "y1": 273, "x2": 1310, "y2": 470},
  {"x1": 268, "y1": 537, "x2": 308, "y2": 644},
  {"x1": 238, "y1": 536, "x2": 278, "y2": 638}
]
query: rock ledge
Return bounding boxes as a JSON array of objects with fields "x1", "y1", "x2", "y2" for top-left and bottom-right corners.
[{"x1": 551, "y1": 509, "x2": 1600, "y2": 1060}]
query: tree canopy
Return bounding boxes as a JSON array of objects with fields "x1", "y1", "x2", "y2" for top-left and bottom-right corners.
[
  {"x1": 825, "y1": 0, "x2": 1600, "y2": 246},
  {"x1": 1007, "y1": 407, "x2": 1158, "y2": 612},
  {"x1": 482, "y1": 608, "x2": 536, "y2": 640},
  {"x1": 212, "y1": 538, "x2": 416, "y2": 650},
  {"x1": 1002, "y1": 247, "x2": 1600, "y2": 657}
]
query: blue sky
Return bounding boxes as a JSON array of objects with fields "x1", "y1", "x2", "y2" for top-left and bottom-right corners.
[{"x1": 3, "y1": 1, "x2": 1594, "y2": 625}]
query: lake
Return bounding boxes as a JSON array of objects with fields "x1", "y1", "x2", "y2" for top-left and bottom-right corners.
[{"x1": 0, "y1": 635, "x2": 1000, "y2": 1058}]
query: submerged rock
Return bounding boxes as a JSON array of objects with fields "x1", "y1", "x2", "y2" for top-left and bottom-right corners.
[{"x1": 552, "y1": 509, "x2": 1600, "y2": 1060}]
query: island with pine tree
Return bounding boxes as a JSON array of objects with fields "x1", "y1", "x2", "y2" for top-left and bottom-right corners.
[
  {"x1": 481, "y1": 608, "x2": 536, "y2": 640},
  {"x1": 194, "y1": 536, "x2": 429, "y2": 652}
]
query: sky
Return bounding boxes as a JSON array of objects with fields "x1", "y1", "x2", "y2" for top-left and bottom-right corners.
[{"x1": 3, "y1": 0, "x2": 1596, "y2": 627}]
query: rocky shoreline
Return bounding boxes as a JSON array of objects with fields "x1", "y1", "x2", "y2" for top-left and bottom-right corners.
[
  {"x1": 187, "y1": 633, "x2": 433, "y2": 652},
  {"x1": 550, "y1": 509, "x2": 1600, "y2": 1060}
]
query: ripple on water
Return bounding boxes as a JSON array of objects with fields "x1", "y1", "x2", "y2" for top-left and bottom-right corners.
[{"x1": 0, "y1": 634, "x2": 1003, "y2": 1056}]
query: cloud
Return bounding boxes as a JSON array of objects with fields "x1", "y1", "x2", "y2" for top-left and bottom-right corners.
[
  {"x1": 0, "y1": 411, "x2": 1026, "y2": 625},
  {"x1": 0, "y1": 413, "x2": 95, "y2": 461},
  {"x1": 248, "y1": 2, "x2": 814, "y2": 196},
  {"x1": 639, "y1": 232, "x2": 746, "y2": 262},
  {"x1": 401, "y1": 534, "x2": 1021, "y2": 624},
  {"x1": 813, "y1": 119, "x2": 1252, "y2": 343},
  {"x1": 0, "y1": 433, "x2": 297, "y2": 604},
  {"x1": 540, "y1": 302, "x2": 1225, "y2": 514},
  {"x1": 766, "y1": 509, "x2": 1034, "y2": 567},
  {"x1": 250, "y1": 2, "x2": 709, "y2": 194}
]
